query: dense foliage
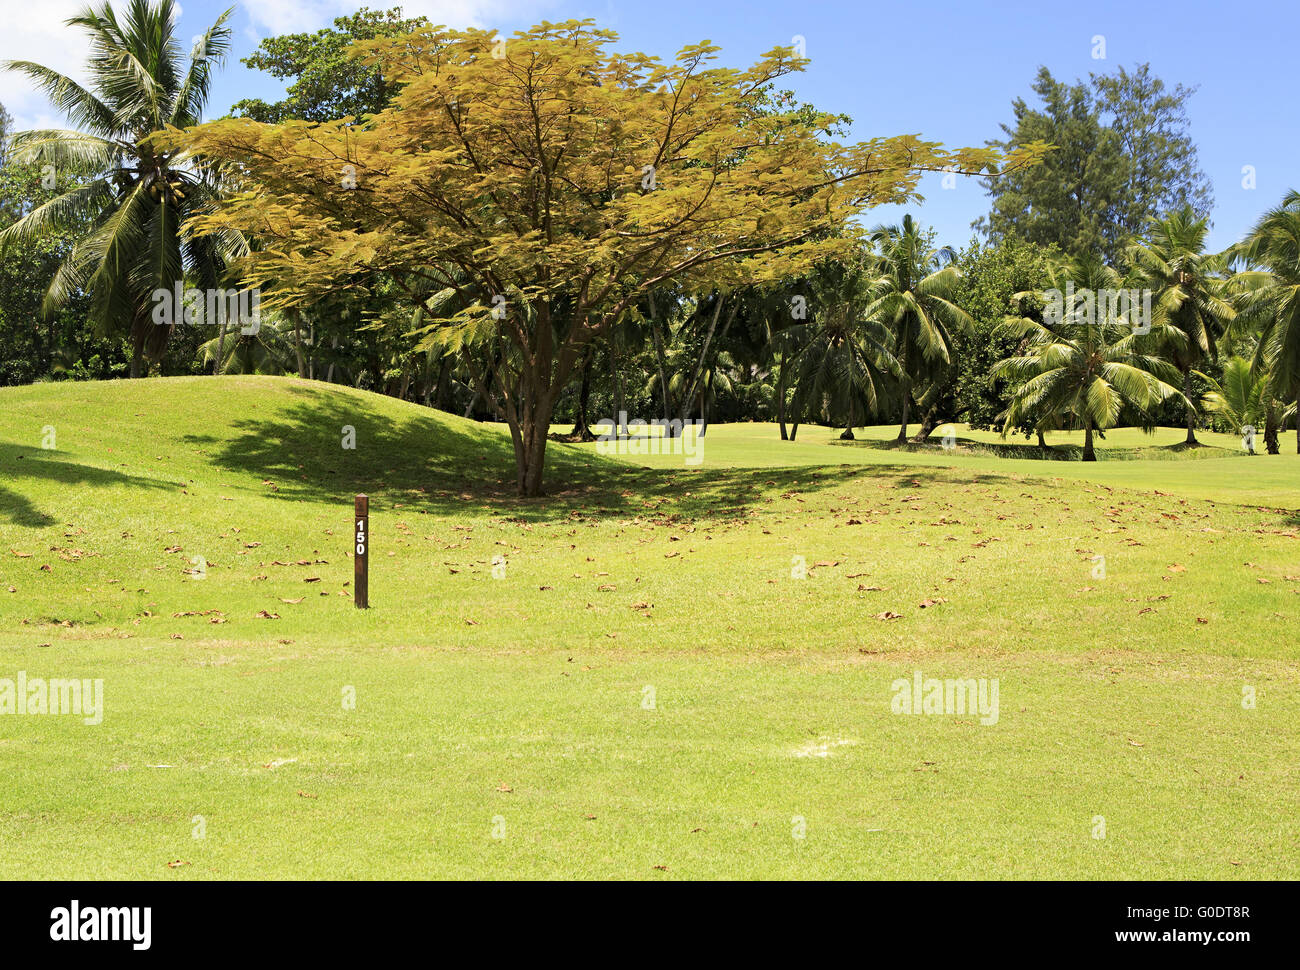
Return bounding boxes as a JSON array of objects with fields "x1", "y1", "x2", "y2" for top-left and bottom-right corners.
[{"x1": 1, "y1": 2, "x2": 1296, "y2": 488}]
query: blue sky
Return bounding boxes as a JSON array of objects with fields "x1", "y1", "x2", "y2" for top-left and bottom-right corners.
[{"x1": 3, "y1": 0, "x2": 1294, "y2": 250}]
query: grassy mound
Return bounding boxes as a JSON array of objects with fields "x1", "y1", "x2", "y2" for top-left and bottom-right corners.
[{"x1": 1, "y1": 377, "x2": 1297, "y2": 878}]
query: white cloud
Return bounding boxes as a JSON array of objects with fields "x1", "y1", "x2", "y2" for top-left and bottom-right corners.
[
  {"x1": 0, "y1": 0, "x2": 558, "y2": 133},
  {"x1": 0, "y1": 1, "x2": 92, "y2": 131}
]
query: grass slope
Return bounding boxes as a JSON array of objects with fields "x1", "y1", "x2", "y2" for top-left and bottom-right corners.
[{"x1": 1, "y1": 376, "x2": 1298, "y2": 879}]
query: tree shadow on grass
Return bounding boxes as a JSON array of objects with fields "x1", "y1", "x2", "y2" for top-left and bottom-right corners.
[
  {"x1": 0, "y1": 442, "x2": 172, "y2": 528},
  {"x1": 183, "y1": 384, "x2": 600, "y2": 505},
  {"x1": 186, "y1": 387, "x2": 1016, "y2": 522},
  {"x1": 833, "y1": 435, "x2": 1240, "y2": 463}
]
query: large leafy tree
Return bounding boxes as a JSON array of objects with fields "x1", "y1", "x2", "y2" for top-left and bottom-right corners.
[
  {"x1": 865, "y1": 215, "x2": 972, "y2": 443},
  {"x1": 977, "y1": 65, "x2": 1212, "y2": 266},
  {"x1": 1236, "y1": 190, "x2": 1300, "y2": 453},
  {"x1": 0, "y1": 0, "x2": 240, "y2": 377},
  {"x1": 231, "y1": 7, "x2": 437, "y2": 389},
  {"x1": 232, "y1": 6, "x2": 430, "y2": 124},
  {"x1": 1091, "y1": 65, "x2": 1214, "y2": 241},
  {"x1": 1128, "y1": 204, "x2": 1236, "y2": 445},
  {"x1": 0, "y1": 102, "x2": 96, "y2": 385},
  {"x1": 168, "y1": 20, "x2": 1044, "y2": 495},
  {"x1": 995, "y1": 255, "x2": 1185, "y2": 461}
]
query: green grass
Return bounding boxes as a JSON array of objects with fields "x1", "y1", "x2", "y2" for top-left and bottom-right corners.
[{"x1": 2, "y1": 376, "x2": 1298, "y2": 878}]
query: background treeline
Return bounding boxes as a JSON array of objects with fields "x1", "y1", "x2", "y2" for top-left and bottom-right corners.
[{"x1": 1, "y1": 4, "x2": 1296, "y2": 456}]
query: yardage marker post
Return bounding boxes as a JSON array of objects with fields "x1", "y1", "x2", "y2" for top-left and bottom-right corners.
[{"x1": 354, "y1": 494, "x2": 369, "y2": 609}]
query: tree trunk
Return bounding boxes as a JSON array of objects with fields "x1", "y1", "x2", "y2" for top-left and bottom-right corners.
[
  {"x1": 506, "y1": 391, "x2": 557, "y2": 497},
  {"x1": 1296, "y1": 393, "x2": 1299, "y2": 454},
  {"x1": 896, "y1": 391, "x2": 911, "y2": 443},
  {"x1": 1083, "y1": 421, "x2": 1096, "y2": 461},
  {"x1": 1264, "y1": 399, "x2": 1280, "y2": 455},
  {"x1": 895, "y1": 335, "x2": 910, "y2": 442},
  {"x1": 776, "y1": 353, "x2": 789, "y2": 440},
  {"x1": 677, "y1": 297, "x2": 733, "y2": 433},
  {"x1": 570, "y1": 349, "x2": 596, "y2": 441},
  {"x1": 909, "y1": 404, "x2": 940, "y2": 444},
  {"x1": 611, "y1": 343, "x2": 626, "y2": 437},
  {"x1": 649, "y1": 295, "x2": 672, "y2": 424},
  {"x1": 789, "y1": 420, "x2": 799, "y2": 441},
  {"x1": 291, "y1": 310, "x2": 306, "y2": 378},
  {"x1": 519, "y1": 423, "x2": 548, "y2": 496},
  {"x1": 1037, "y1": 430, "x2": 1047, "y2": 449},
  {"x1": 130, "y1": 330, "x2": 145, "y2": 378},
  {"x1": 433, "y1": 357, "x2": 452, "y2": 411},
  {"x1": 1183, "y1": 369, "x2": 1198, "y2": 445}
]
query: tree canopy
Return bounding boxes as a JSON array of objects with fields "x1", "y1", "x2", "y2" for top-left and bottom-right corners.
[
  {"x1": 166, "y1": 19, "x2": 1046, "y2": 493},
  {"x1": 977, "y1": 64, "x2": 1212, "y2": 266}
]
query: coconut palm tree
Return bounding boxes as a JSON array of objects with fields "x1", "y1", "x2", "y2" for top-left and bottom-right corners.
[
  {"x1": 1235, "y1": 189, "x2": 1300, "y2": 453},
  {"x1": 775, "y1": 252, "x2": 899, "y2": 439},
  {"x1": 865, "y1": 215, "x2": 973, "y2": 443},
  {"x1": 1128, "y1": 204, "x2": 1236, "y2": 444},
  {"x1": 784, "y1": 302, "x2": 897, "y2": 440},
  {"x1": 197, "y1": 313, "x2": 296, "y2": 375},
  {"x1": 1198, "y1": 356, "x2": 1295, "y2": 454},
  {"x1": 0, "y1": 0, "x2": 240, "y2": 376},
  {"x1": 995, "y1": 255, "x2": 1186, "y2": 461},
  {"x1": 665, "y1": 348, "x2": 736, "y2": 436}
]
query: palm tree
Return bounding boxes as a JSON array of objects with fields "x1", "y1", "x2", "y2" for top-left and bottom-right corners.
[
  {"x1": 0, "y1": 0, "x2": 239, "y2": 377},
  {"x1": 784, "y1": 303, "x2": 897, "y2": 440},
  {"x1": 1199, "y1": 357, "x2": 1295, "y2": 454},
  {"x1": 1128, "y1": 204, "x2": 1236, "y2": 444},
  {"x1": 198, "y1": 313, "x2": 296, "y2": 375},
  {"x1": 865, "y1": 215, "x2": 973, "y2": 443},
  {"x1": 776, "y1": 253, "x2": 898, "y2": 439},
  {"x1": 995, "y1": 256, "x2": 1186, "y2": 461},
  {"x1": 1235, "y1": 190, "x2": 1300, "y2": 452},
  {"x1": 665, "y1": 348, "x2": 736, "y2": 436}
]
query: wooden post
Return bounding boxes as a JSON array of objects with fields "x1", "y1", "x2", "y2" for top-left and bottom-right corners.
[{"x1": 354, "y1": 494, "x2": 369, "y2": 608}]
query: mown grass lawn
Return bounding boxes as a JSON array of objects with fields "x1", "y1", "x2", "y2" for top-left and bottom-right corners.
[{"x1": 1, "y1": 376, "x2": 1298, "y2": 878}]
